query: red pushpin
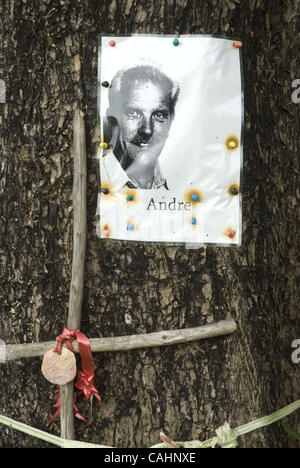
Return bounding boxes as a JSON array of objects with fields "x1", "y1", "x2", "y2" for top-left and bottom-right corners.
[
  {"x1": 109, "y1": 40, "x2": 116, "y2": 47},
  {"x1": 226, "y1": 229, "x2": 236, "y2": 239},
  {"x1": 233, "y1": 41, "x2": 243, "y2": 48}
]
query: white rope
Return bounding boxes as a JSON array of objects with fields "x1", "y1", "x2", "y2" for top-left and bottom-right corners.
[{"x1": 0, "y1": 400, "x2": 299, "y2": 448}]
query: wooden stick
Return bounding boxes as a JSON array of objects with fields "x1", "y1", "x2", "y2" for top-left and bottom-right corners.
[
  {"x1": 160, "y1": 432, "x2": 179, "y2": 448},
  {"x1": 5, "y1": 320, "x2": 237, "y2": 361},
  {"x1": 68, "y1": 109, "x2": 87, "y2": 329},
  {"x1": 60, "y1": 109, "x2": 87, "y2": 440}
]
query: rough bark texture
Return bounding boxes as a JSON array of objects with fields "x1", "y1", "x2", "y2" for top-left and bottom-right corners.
[{"x1": 0, "y1": 0, "x2": 299, "y2": 448}]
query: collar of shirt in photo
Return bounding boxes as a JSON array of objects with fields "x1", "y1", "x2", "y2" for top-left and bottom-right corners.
[{"x1": 100, "y1": 149, "x2": 168, "y2": 191}]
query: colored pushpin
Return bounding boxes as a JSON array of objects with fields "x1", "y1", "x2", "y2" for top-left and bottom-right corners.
[
  {"x1": 231, "y1": 187, "x2": 239, "y2": 196},
  {"x1": 100, "y1": 142, "x2": 108, "y2": 149},
  {"x1": 191, "y1": 218, "x2": 197, "y2": 225},
  {"x1": 173, "y1": 38, "x2": 179, "y2": 46},
  {"x1": 233, "y1": 41, "x2": 243, "y2": 48},
  {"x1": 126, "y1": 194, "x2": 134, "y2": 201},
  {"x1": 228, "y1": 140, "x2": 237, "y2": 149},
  {"x1": 109, "y1": 40, "x2": 116, "y2": 47},
  {"x1": 225, "y1": 229, "x2": 236, "y2": 239},
  {"x1": 102, "y1": 81, "x2": 110, "y2": 88},
  {"x1": 103, "y1": 223, "x2": 110, "y2": 237},
  {"x1": 185, "y1": 189, "x2": 202, "y2": 204},
  {"x1": 127, "y1": 223, "x2": 134, "y2": 231},
  {"x1": 225, "y1": 136, "x2": 239, "y2": 151},
  {"x1": 101, "y1": 188, "x2": 109, "y2": 195}
]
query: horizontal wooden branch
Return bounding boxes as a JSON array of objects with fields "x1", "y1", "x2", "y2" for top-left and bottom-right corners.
[{"x1": 4, "y1": 320, "x2": 237, "y2": 362}]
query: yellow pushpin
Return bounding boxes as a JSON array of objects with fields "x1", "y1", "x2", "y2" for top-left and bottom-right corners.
[
  {"x1": 99, "y1": 142, "x2": 108, "y2": 149},
  {"x1": 225, "y1": 135, "x2": 239, "y2": 151},
  {"x1": 228, "y1": 140, "x2": 237, "y2": 149}
]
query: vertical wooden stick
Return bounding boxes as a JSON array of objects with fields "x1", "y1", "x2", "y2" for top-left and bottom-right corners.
[
  {"x1": 60, "y1": 110, "x2": 87, "y2": 440},
  {"x1": 68, "y1": 110, "x2": 87, "y2": 329}
]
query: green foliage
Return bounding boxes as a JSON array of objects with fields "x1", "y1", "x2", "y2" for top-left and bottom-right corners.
[{"x1": 282, "y1": 422, "x2": 300, "y2": 441}]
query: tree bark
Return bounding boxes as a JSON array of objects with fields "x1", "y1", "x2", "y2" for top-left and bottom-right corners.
[
  {"x1": 0, "y1": 0, "x2": 299, "y2": 448},
  {"x1": 5, "y1": 321, "x2": 237, "y2": 361}
]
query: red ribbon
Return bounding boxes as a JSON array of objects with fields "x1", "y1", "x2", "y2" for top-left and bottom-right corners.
[{"x1": 47, "y1": 327, "x2": 101, "y2": 426}]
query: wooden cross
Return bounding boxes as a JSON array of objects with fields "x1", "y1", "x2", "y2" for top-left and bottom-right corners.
[{"x1": 3, "y1": 110, "x2": 237, "y2": 441}]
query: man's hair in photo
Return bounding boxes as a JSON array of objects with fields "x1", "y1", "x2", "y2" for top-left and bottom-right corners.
[{"x1": 108, "y1": 65, "x2": 180, "y2": 116}]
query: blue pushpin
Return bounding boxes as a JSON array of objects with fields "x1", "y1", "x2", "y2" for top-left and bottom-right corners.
[
  {"x1": 191, "y1": 194, "x2": 199, "y2": 201},
  {"x1": 191, "y1": 218, "x2": 197, "y2": 225},
  {"x1": 127, "y1": 223, "x2": 134, "y2": 231}
]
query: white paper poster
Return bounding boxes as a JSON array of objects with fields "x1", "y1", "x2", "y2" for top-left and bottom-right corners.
[{"x1": 97, "y1": 35, "x2": 243, "y2": 246}]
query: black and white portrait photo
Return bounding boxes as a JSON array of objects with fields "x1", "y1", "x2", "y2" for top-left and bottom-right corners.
[
  {"x1": 98, "y1": 36, "x2": 243, "y2": 245},
  {"x1": 103, "y1": 66, "x2": 180, "y2": 190}
]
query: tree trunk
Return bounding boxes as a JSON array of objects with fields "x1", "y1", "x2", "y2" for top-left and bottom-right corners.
[{"x1": 0, "y1": 0, "x2": 299, "y2": 448}]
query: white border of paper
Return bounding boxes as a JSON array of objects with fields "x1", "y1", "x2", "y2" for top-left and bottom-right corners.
[{"x1": 97, "y1": 35, "x2": 244, "y2": 247}]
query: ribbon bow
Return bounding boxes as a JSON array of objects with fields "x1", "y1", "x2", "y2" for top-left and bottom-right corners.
[{"x1": 47, "y1": 327, "x2": 101, "y2": 426}]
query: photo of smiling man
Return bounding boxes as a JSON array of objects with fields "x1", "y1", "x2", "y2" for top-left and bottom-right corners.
[{"x1": 101, "y1": 65, "x2": 180, "y2": 190}]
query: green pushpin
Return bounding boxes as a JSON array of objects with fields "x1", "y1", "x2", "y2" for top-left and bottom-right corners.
[
  {"x1": 173, "y1": 38, "x2": 179, "y2": 46},
  {"x1": 126, "y1": 194, "x2": 134, "y2": 201}
]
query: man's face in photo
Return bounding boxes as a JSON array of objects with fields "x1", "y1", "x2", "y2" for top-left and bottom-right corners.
[{"x1": 117, "y1": 80, "x2": 173, "y2": 167}]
